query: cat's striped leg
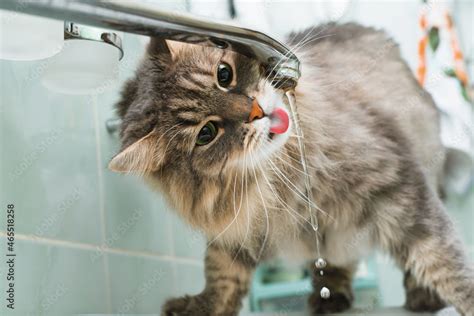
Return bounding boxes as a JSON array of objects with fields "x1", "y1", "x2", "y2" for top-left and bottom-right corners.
[
  {"x1": 308, "y1": 262, "x2": 356, "y2": 314},
  {"x1": 162, "y1": 243, "x2": 256, "y2": 316}
]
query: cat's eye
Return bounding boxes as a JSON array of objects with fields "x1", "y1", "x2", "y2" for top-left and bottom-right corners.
[
  {"x1": 216, "y1": 62, "x2": 233, "y2": 88},
  {"x1": 196, "y1": 121, "x2": 218, "y2": 146}
]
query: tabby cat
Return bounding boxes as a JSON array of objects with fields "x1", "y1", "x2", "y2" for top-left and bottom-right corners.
[{"x1": 109, "y1": 23, "x2": 474, "y2": 315}]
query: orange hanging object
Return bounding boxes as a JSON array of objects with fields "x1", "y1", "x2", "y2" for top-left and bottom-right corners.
[
  {"x1": 418, "y1": 36, "x2": 427, "y2": 57},
  {"x1": 445, "y1": 11, "x2": 469, "y2": 87},
  {"x1": 420, "y1": 13, "x2": 428, "y2": 29},
  {"x1": 416, "y1": 11, "x2": 428, "y2": 86}
]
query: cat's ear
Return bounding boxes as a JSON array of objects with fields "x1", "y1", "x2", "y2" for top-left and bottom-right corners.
[
  {"x1": 148, "y1": 37, "x2": 171, "y2": 56},
  {"x1": 108, "y1": 130, "x2": 164, "y2": 174},
  {"x1": 148, "y1": 38, "x2": 186, "y2": 60},
  {"x1": 165, "y1": 40, "x2": 188, "y2": 58}
]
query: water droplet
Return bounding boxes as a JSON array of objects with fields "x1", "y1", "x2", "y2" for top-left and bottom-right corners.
[
  {"x1": 320, "y1": 270, "x2": 324, "y2": 276},
  {"x1": 320, "y1": 287, "x2": 330, "y2": 299},
  {"x1": 315, "y1": 258, "x2": 327, "y2": 269}
]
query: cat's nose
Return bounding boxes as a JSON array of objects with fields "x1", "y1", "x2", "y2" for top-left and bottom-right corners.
[{"x1": 248, "y1": 99, "x2": 264, "y2": 123}]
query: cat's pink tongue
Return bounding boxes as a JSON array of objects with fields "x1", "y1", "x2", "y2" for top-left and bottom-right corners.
[{"x1": 269, "y1": 107, "x2": 289, "y2": 134}]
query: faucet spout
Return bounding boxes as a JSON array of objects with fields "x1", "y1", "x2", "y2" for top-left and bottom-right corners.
[{"x1": 0, "y1": 0, "x2": 301, "y2": 88}]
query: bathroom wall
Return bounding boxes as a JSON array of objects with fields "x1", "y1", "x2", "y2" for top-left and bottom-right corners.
[{"x1": 1, "y1": 0, "x2": 472, "y2": 314}]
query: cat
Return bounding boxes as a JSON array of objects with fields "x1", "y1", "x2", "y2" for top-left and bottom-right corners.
[{"x1": 109, "y1": 23, "x2": 474, "y2": 315}]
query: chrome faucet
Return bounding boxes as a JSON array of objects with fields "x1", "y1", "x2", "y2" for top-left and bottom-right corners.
[{"x1": 0, "y1": 0, "x2": 300, "y2": 89}]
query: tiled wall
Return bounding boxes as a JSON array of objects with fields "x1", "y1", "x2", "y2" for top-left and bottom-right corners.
[{"x1": 0, "y1": 32, "x2": 207, "y2": 314}]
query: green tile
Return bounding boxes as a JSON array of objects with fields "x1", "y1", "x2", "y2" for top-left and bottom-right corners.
[
  {"x1": 101, "y1": 170, "x2": 173, "y2": 255},
  {"x1": 171, "y1": 212, "x2": 206, "y2": 260},
  {"x1": 108, "y1": 252, "x2": 174, "y2": 313},
  {"x1": 446, "y1": 188, "x2": 474, "y2": 249},
  {"x1": 0, "y1": 60, "x2": 102, "y2": 245},
  {"x1": 174, "y1": 262, "x2": 205, "y2": 297},
  {"x1": 0, "y1": 238, "x2": 108, "y2": 314},
  {"x1": 374, "y1": 253, "x2": 404, "y2": 307}
]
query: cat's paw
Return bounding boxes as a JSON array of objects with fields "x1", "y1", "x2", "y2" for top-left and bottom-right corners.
[
  {"x1": 162, "y1": 295, "x2": 210, "y2": 316},
  {"x1": 309, "y1": 290, "x2": 353, "y2": 314},
  {"x1": 404, "y1": 286, "x2": 445, "y2": 312}
]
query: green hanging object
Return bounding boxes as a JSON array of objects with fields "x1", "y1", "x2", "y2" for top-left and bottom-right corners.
[
  {"x1": 444, "y1": 69, "x2": 471, "y2": 102},
  {"x1": 428, "y1": 27, "x2": 440, "y2": 52},
  {"x1": 460, "y1": 83, "x2": 471, "y2": 103},
  {"x1": 444, "y1": 68, "x2": 457, "y2": 78}
]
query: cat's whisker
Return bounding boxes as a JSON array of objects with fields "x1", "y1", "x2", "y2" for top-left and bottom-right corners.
[
  {"x1": 264, "y1": 24, "x2": 332, "y2": 84},
  {"x1": 254, "y1": 134, "x2": 332, "y2": 222},
  {"x1": 158, "y1": 122, "x2": 183, "y2": 141},
  {"x1": 264, "y1": 32, "x2": 336, "y2": 86},
  {"x1": 207, "y1": 154, "x2": 251, "y2": 249},
  {"x1": 267, "y1": 160, "x2": 331, "y2": 219},
  {"x1": 249, "y1": 153, "x2": 270, "y2": 262},
  {"x1": 231, "y1": 150, "x2": 252, "y2": 267},
  {"x1": 252, "y1": 146, "x2": 302, "y2": 217},
  {"x1": 242, "y1": 153, "x2": 251, "y2": 248},
  {"x1": 275, "y1": 136, "x2": 342, "y2": 180},
  {"x1": 267, "y1": 32, "x2": 339, "y2": 90},
  {"x1": 258, "y1": 139, "x2": 314, "y2": 196},
  {"x1": 297, "y1": 113, "x2": 327, "y2": 124},
  {"x1": 255, "y1": 157, "x2": 313, "y2": 231},
  {"x1": 207, "y1": 177, "x2": 245, "y2": 247},
  {"x1": 153, "y1": 123, "x2": 184, "y2": 177},
  {"x1": 274, "y1": 155, "x2": 309, "y2": 177},
  {"x1": 162, "y1": 126, "x2": 185, "y2": 157},
  {"x1": 282, "y1": 148, "x2": 344, "y2": 183},
  {"x1": 263, "y1": 28, "x2": 317, "y2": 83},
  {"x1": 266, "y1": 161, "x2": 311, "y2": 206},
  {"x1": 232, "y1": 170, "x2": 238, "y2": 217},
  {"x1": 275, "y1": 146, "x2": 306, "y2": 165},
  {"x1": 231, "y1": 167, "x2": 243, "y2": 238},
  {"x1": 267, "y1": 142, "x2": 319, "y2": 171}
]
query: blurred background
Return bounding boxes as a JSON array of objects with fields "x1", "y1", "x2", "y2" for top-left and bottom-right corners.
[{"x1": 0, "y1": 0, "x2": 472, "y2": 314}]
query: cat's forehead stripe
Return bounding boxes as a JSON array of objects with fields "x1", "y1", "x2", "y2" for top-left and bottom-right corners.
[
  {"x1": 177, "y1": 111, "x2": 204, "y2": 124},
  {"x1": 179, "y1": 73, "x2": 212, "y2": 90},
  {"x1": 179, "y1": 76, "x2": 208, "y2": 90},
  {"x1": 167, "y1": 99, "x2": 201, "y2": 111},
  {"x1": 192, "y1": 69, "x2": 213, "y2": 76}
]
